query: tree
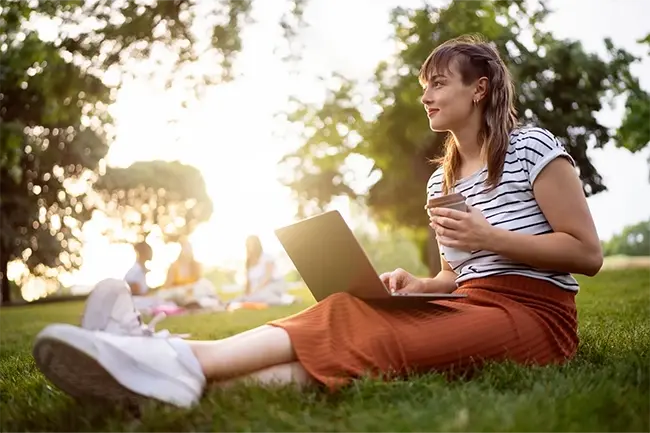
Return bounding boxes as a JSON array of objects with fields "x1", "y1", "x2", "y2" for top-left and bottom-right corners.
[
  {"x1": 602, "y1": 219, "x2": 650, "y2": 257},
  {"x1": 280, "y1": 0, "x2": 648, "y2": 274},
  {"x1": 2, "y1": 0, "x2": 307, "y2": 86},
  {"x1": 92, "y1": 160, "x2": 213, "y2": 243},
  {"x1": 611, "y1": 33, "x2": 650, "y2": 181},
  {"x1": 0, "y1": 23, "x2": 111, "y2": 304},
  {"x1": 0, "y1": 0, "x2": 307, "y2": 303}
]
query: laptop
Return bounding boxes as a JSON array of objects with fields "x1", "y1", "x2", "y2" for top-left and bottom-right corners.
[{"x1": 274, "y1": 210, "x2": 468, "y2": 302}]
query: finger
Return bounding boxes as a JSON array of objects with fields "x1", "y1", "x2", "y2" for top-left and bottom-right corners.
[
  {"x1": 388, "y1": 272, "x2": 405, "y2": 292},
  {"x1": 431, "y1": 207, "x2": 468, "y2": 220},
  {"x1": 432, "y1": 215, "x2": 462, "y2": 230},
  {"x1": 437, "y1": 237, "x2": 463, "y2": 249},
  {"x1": 379, "y1": 272, "x2": 391, "y2": 285},
  {"x1": 434, "y1": 225, "x2": 462, "y2": 240}
]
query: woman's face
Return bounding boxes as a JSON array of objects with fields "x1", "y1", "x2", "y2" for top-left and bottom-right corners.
[
  {"x1": 246, "y1": 237, "x2": 261, "y2": 255},
  {"x1": 420, "y1": 61, "x2": 477, "y2": 132}
]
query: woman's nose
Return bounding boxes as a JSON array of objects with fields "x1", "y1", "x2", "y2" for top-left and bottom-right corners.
[{"x1": 421, "y1": 88, "x2": 433, "y2": 106}]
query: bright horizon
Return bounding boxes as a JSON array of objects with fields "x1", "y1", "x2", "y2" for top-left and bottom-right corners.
[{"x1": 11, "y1": 0, "x2": 650, "y2": 299}]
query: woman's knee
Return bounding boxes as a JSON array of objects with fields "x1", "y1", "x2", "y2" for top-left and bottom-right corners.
[{"x1": 326, "y1": 292, "x2": 355, "y2": 302}]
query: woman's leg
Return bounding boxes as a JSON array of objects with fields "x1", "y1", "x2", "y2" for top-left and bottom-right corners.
[
  {"x1": 216, "y1": 361, "x2": 315, "y2": 389},
  {"x1": 187, "y1": 325, "x2": 297, "y2": 380},
  {"x1": 189, "y1": 324, "x2": 269, "y2": 345}
]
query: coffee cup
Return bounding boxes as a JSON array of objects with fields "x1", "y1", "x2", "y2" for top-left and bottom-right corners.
[{"x1": 425, "y1": 193, "x2": 471, "y2": 262}]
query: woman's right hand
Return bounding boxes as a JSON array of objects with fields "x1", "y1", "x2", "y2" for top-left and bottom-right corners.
[{"x1": 379, "y1": 268, "x2": 426, "y2": 294}]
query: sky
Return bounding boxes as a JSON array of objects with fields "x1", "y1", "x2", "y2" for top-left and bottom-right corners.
[{"x1": 14, "y1": 0, "x2": 650, "y2": 298}]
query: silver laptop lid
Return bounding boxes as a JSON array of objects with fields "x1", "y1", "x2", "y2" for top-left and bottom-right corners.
[{"x1": 274, "y1": 211, "x2": 389, "y2": 302}]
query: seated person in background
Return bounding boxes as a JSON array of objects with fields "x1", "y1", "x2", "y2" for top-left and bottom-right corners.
[
  {"x1": 160, "y1": 239, "x2": 221, "y2": 309},
  {"x1": 232, "y1": 235, "x2": 294, "y2": 306},
  {"x1": 164, "y1": 240, "x2": 202, "y2": 290},
  {"x1": 124, "y1": 241, "x2": 152, "y2": 295}
]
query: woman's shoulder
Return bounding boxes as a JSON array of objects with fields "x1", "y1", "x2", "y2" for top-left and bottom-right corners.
[
  {"x1": 426, "y1": 166, "x2": 445, "y2": 197},
  {"x1": 509, "y1": 126, "x2": 559, "y2": 151},
  {"x1": 509, "y1": 125, "x2": 574, "y2": 183}
]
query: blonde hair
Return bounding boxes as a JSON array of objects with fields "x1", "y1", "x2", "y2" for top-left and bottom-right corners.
[{"x1": 419, "y1": 34, "x2": 519, "y2": 194}]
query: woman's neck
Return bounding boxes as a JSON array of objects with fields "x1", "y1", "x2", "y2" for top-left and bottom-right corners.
[{"x1": 450, "y1": 116, "x2": 485, "y2": 177}]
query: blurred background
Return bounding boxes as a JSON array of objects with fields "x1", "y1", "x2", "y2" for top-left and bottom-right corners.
[{"x1": 1, "y1": 0, "x2": 648, "y2": 304}]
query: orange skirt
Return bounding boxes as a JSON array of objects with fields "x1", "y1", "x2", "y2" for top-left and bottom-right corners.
[{"x1": 268, "y1": 275, "x2": 578, "y2": 389}]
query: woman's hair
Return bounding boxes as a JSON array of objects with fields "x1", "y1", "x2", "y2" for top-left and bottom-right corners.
[
  {"x1": 245, "y1": 235, "x2": 263, "y2": 270},
  {"x1": 134, "y1": 241, "x2": 152, "y2": 261},
  {"x1": 419, "y1": 34, "x2": 519, "y2": 194},
  {"x1": 173, "y1": 239, "x2": 201, "y2": 277}
]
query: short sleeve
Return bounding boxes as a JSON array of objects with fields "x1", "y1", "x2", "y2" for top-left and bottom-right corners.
[
  {"x1": 426, "y1": 167, "x2": 444, "y2": 199},
  {"x1": 514, "y1": 127, "x2": 575, "y2": 185},
  {"x1": 124, "y1": 265, "x2": 148, "y2": 293}
]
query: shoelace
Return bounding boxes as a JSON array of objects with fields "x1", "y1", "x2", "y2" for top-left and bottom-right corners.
[
  {"x1": 141, "y1": 312, "x2": 191, "y2": 339},
  {"x1": 116, "y1": 308, "x2": 190, "y2": 339}
]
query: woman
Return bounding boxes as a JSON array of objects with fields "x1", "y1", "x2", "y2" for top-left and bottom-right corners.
[
  {"x1": 32, "y1": 35, "x2": 602, "y2": 409},
  {"x1": 231, "y1": 235, "x2": 292, "y2": 306},
  {"x1": 123, "y1": 241, "x2": 153, "y2": 296},
  {"x1": 157, "y1": 240, "x2": 221, "y2": 309},
  {"x1": 127, "y1": 240, "x2": 220, "y2": 313},
  {"x1": 164, "y1": 240, "x2": 203, "y2": 290}
]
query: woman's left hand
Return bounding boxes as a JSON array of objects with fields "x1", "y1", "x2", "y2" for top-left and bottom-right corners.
[{"x1": 429, "y1": 205, "x2": 495, "y2": 252}]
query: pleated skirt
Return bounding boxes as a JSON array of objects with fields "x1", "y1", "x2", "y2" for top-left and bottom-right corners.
[{"x1": 268, "y1": 275, "x2": 578, "y2": 389}]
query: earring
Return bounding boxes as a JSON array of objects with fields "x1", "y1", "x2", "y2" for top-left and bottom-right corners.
[{"x1": 473, "y1": 98, "x2": 479, "y2": 106}]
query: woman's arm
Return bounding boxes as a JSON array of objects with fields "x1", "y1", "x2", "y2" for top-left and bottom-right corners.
[
  {"x1": 381, "y1": 256, "x2": 458, "y2": 294},
  {"x1": 128, "y1": 282, "x2": 143, "y2": 295},
  {"x1": 432, "y1": 158, "x2": 603, "y2": 277},
  {"x1": 486, "y1": 158, "x2": 603, "y2": 275},
  {"x1": 421, "y1": 257, "x2": 458, "y2": 293},
  {"x1": 244, "y1": 276, "x2": 251, "y2": 295}
]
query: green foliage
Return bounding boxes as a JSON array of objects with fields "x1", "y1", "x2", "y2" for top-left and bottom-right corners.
[
  {"x1": 0, "y1": 6, "x2": 112, "y2": 303},
  {"x1": 280, "y1": 74, "x2": 366, "y2": 218},
  {"x1": 281, "y1": 1, "x2": 648, "y2": 272},
  {"x1": 602, "y1": 219, "x2": 650, "y2": 257},
  {"x1": 93, "y1": 160, "x2": 213, "y2": 243},
  {"x1": 1, "y1": 0, "x2": 305, "y2": 85},
  {"x1": 203, "y1": 265, "x2": 237, "y2": 289},
  {"x1": 354, "y1": 225, "x2": 429, "y2": 277},
  {"x1": 611, "y1": 33, "x2": 650, "y2": 180},
  {"x1": 0, "y1": 0, "x2": 306, "y2": 303}
]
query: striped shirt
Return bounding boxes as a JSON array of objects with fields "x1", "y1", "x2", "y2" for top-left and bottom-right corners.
[{"x1": 426, "y1": 127, "x2": 580, "y2": 292}]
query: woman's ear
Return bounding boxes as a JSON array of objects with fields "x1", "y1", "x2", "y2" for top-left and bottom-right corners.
[{"x1": 474, "y1": 77, "x2": 488, "y2": 102}]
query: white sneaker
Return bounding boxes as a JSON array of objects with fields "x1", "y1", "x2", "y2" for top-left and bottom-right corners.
[
  {"x1": 32, "y1": 324, "x2": 205, "y2": 408},
  {"x1": 81, "y1": 278, "x2": 188, "y2": 338},
  {"x1": 81, "y1": 278, "x2": 145, "y2": 335}
]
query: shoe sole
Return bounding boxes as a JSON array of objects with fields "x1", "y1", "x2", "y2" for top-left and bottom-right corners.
[
  {"x1": 33, "y1": 335, "x2": 147, "y2": 407},
  {"x1": 33, "y1": 324, "x2": 201, "y2": 408}
]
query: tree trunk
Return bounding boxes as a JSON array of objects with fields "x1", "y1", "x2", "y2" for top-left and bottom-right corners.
[
  {"x1": 1, "y1": 253, "x2": 10, "y2": 305},
  {"x1": 428, "y1": 226, "x2": 442, "y2": 277}
]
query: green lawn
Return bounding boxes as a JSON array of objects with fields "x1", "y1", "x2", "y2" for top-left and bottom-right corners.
[{"x1": 1, "y1": 268, "x2": 648, "y2": 432}]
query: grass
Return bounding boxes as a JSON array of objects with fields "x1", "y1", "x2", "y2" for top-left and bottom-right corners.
[{"x1": 1, "y1": 268, "x2": 648, "y2": 432}]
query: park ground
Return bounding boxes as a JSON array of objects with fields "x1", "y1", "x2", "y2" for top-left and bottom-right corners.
[{"x1": 1, "y1": 267, "x2": 648, "y2": 432}]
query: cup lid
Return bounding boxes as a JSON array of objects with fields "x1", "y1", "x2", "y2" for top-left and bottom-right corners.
[{"x1": 425, "y1": 192, "x2": 466, "y2": 209}]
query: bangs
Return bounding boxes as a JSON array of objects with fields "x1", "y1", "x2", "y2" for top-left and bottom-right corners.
[{"x1": 418, "y1": 44, "x2": 463, "y2": 86}]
